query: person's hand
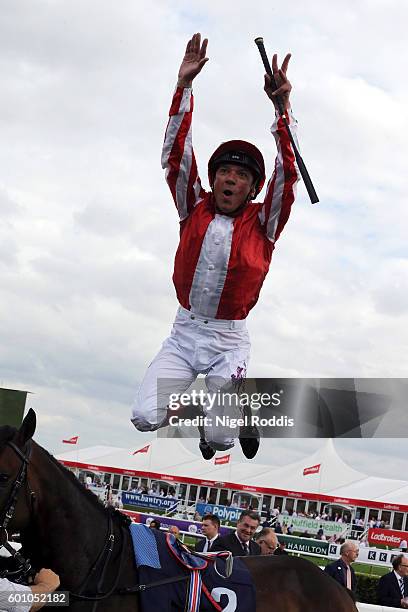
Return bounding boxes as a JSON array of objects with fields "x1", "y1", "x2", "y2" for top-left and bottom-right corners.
[
  {"x1": 30, "y1": 569, "x2": 60, "y2": 610},
  {"x1": 177, "y1": 33, "x2": 208, "y2": 88},
  {"x1": 264, "y1": 53, "x2": 292, "y2": 112},
  {"x1": 33, "y1": 568, "x2": 60, "y2": 590}
]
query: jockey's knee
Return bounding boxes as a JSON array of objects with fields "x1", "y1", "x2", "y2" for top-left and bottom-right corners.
[
  {"x1": 131, "y1": 399, "x2": 167, "y2": 432},
  {"x1": 131, "y1": 415, "x2": 157, "y2": 432}
]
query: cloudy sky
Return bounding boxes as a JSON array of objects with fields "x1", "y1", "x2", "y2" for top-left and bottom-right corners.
[{"x1": 1, "y1": 1, "x2": 408, "y2": 481}]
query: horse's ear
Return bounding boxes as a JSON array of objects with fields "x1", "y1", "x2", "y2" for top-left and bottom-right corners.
[{"x1": 15, "y1": 409, "x2": 36, "y2": 447}]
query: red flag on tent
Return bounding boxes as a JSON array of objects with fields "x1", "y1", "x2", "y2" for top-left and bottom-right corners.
[
  {"x1": 132, "y1": 444, "x2": 150, "y2": 455},
  {"x1": 215, "y1": 454, "x2": 230, "y2": 465},
  {"x1": 303, "y1": 463, "x2": 320, "y2": 476},
  {"x1": 62, "y1": 436, "x2": 78, "y2": 445}
]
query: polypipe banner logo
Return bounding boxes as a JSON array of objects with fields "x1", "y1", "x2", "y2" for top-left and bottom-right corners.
[
  {"x1": 368, "y1": 528, "x2": 405, "y2": 546},
  {"x1": 196, "y1": 503, "x2": 242, "y2": 524},
  {"x1": 303, "y1": 464, "x2": 320, "y2": 476}
]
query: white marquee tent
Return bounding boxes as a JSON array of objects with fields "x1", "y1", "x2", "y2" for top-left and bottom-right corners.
[{"x1": 56, "y1": 438, "x2": 408, "y2": 513}]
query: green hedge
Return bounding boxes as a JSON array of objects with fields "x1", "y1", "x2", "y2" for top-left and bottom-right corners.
[{"x1": 355, "y1": 573, "x2": 379, "y2": 604}]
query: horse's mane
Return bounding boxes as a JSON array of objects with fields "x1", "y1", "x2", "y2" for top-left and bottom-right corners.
[
  {"x1": 0, "y1": 425, "x2": 130, "y2": 528},
  {"x1": 39, "y1": 444, "x2": 131, "y2": 527}
]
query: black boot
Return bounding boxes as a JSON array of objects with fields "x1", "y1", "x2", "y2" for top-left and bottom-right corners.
[
  {"x1": 199, "y1": 438, "x2": 216, "y2": 460},
  {"x1": 239, "y1": 433, "x2": 260, "y2": 459},
  {"x1": 239, "y1": 406, "x2": 260, "y2": 459}
]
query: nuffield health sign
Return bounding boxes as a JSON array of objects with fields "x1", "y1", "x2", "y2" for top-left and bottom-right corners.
[
  {"x1": 279, "y1": 514, "x2": 346, "y2": 537},
  {"x1": 122, "y1": 492, "x2": 178, "y2": 512}
]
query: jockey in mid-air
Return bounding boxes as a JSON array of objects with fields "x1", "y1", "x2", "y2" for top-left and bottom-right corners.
[{"x1": 132, "y1": 33, "x2": 299, "y2": 459}]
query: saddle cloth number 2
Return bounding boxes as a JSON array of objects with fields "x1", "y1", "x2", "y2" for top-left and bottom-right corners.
[{"x1": 211, "y1": 587, "x2": 237, "y2": 612}]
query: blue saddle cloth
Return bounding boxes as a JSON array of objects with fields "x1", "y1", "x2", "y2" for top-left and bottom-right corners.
[{"x1": 129, "y1": 524, "x2": 256, "y2": 612}]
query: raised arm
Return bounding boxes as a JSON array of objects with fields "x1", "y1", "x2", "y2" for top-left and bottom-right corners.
[
  {"x1": 161, "y1": 33, "x2": 209, "y2": 220},
  {"x1": 259, "y1": 53, "x2": 300, "y2": 242}
]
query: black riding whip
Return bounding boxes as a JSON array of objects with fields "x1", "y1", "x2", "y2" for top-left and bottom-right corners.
[{"x1": 255, "y1": 37, "x2": 319, "y2": 204}]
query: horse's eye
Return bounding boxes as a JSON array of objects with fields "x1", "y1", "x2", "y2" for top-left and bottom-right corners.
[{"x1": 0, "y1": 473, "x2": 9, "y2": 483}]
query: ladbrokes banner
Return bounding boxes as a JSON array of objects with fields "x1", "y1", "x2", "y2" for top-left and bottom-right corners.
[{"x1": 368, "y1": 528, "x2": 407, "y2": 548}]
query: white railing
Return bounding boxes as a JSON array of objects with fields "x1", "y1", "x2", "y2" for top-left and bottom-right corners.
[{"x1": 357, "y1": 604, "x2": 402, "y2": 612}]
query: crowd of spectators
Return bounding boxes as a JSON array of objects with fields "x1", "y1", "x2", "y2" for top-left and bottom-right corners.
[
  {"x1": 270, "y1": 506, "x2": 352, "y2": 523},
  {"x1": 128, "y1": 485, "x2": 177, "y2": 497}
]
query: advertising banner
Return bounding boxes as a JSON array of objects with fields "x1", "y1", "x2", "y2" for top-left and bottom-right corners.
[
  {"x1": 279, "y1": 534, "x2": 330, "y2": 556},
  {"x1": 124, "y1": 510, "x2": 233, "y2": 537},
  {"x1": 368, "y1": 528, "x2": 408, "y2": 548},
  {"x1": 328, "y1": 543, "x2": 408, "y2": 567},
  {"x1": 122, "y1": 492, "x2": 178, "y2": 512},
  {"x1": 196, "y1": 503, "x2": 243, "y2": 524},
  {"x1": 278, "y1": 514, "x2": 347, "y2": 537}
]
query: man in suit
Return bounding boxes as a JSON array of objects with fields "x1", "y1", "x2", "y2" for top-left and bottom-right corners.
[
  {"x1": 195, "y1": 514, "x2": 221, "y2": 552},
  {"x1": 254, "y1": 527, "x2": 278, "y2": 555},
  {"x1": 274, "y1": 539, "x2": 289, "y2": 556},
  {"x1": 211, "y1": 510, "x2": 261, "y2": 556},
  {"x1": 378, "y1": 554, "x2": 408, "y2": 608},
  {"x1": 324, "y1": 541, "x2": 359, "y2": 597}
]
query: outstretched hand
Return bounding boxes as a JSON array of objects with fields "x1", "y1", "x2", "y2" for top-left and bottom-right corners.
[
  {"x1": 264, "y1": 53, "x2": 292, "y2": 112},
  {"x1": 177, "y1": 33, "x2": 208, "y2": 88}
]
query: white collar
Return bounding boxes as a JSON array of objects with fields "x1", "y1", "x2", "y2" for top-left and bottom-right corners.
[
  {"x1": 394, "y1": 571, "x2": 405, "y2": 582},
  {"x1": 234, "y1": 532, "x2": 249, "y2": 547}
]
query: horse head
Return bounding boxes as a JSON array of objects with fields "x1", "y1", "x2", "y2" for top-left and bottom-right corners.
[{"x1": 0, "y1": 408, "x2": 37, "y2": 535}]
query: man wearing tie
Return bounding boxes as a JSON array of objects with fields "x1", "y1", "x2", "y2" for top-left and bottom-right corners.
[
  {"x1": 211, "y1": 510, "x2": 261, "y2": 556},
  {"x1": 324, "y1": 541, "x2": 359, "y2": 597},
  {"x1": 194, "y1": 514, "x2": 220, "y2": 552},
  {"x1": 378, "y1": 554, "x2": 408, "y2": 608}
]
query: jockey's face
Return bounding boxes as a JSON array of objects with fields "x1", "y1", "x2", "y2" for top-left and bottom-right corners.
[
  {"x1": 201, "y1": 518, "x2": 219, "y2": 540},
  {"x1": 237, "y1": 516, "x2": 259, "y2": 543},
  {"x1": 213, "y1": 164, "x2": 255, "y2": 213}
]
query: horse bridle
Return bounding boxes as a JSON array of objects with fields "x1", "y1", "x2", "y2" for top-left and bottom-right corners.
[
  {"x1": 0, "y1": 438, "x2": 127, "y2": 610},
  {"x1": 0, "y1": 441, "x2": 208, "y2": 610},
  {"x1": 0, "y1": 440, "x2": 36, "y2": 583}
]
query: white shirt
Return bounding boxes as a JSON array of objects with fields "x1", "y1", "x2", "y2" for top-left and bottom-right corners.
[
  {"x1": 234, "y1": 532, "x2": 250, "y2": 553},
  {"x1": 0, "y1": 578, "x2": 31, "y2": 612},
  {"x1": 203, "y1": 535, "x2": 219, "y2": 552},
  {"x1": 394, "y1": 571, "x2": 405, "y2": 593}
]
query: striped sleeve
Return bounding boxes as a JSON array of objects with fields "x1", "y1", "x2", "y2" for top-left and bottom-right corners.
[
  {"x1": 161, "y1": 86, "x2": 206, "y2": 220},
  {"x1": 259, "y1": 109, "x2": 300, "y2": 242}
]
